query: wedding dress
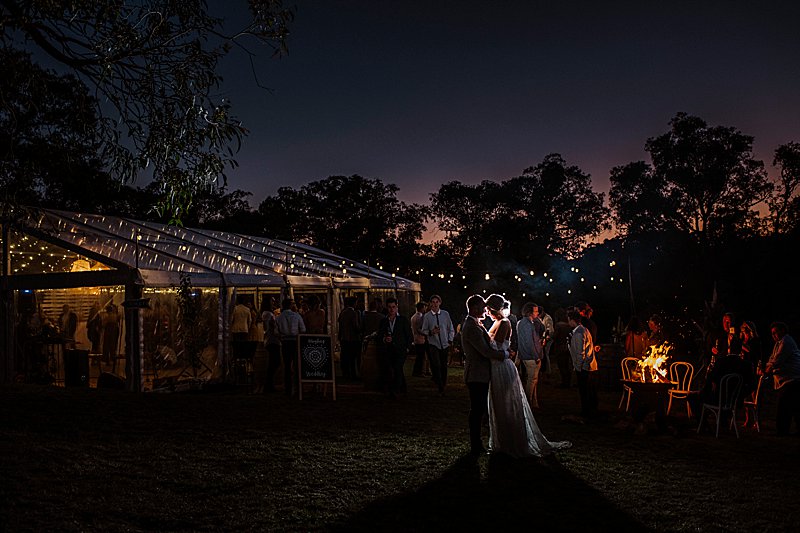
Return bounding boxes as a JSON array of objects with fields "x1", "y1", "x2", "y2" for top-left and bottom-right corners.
[{"x1": 488, "y1": 334, "x2": 572, "y2": 458}]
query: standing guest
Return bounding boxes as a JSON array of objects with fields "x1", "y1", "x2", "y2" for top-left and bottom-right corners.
[
  {"x1": 337, "y1": 296, "x2": 362, "y2": 380},
  {"x1": 539, "y1": 306, "x2": 555, "y2": 375},
  {"x1": 516, "y1": 302, "x2": 545, "y2": 408},
  {"x1": 361, "y1": 300, "x2": 383, "y2": 338},
  {"x1": 246, "y1": 301, "x2": 262, "y2": 342},
  {"x1": 421, "y1": 294, "x2": 456, "y2": 395},
  {"x1": 87, "y1": 302, "x2": 103, "y2": 355},
  {"x1": 230, "y1": 299, "x2": 252, "y2": 343},
  {"x1": 376, "y1": 297, "x2": 412, "y2": 398},
  {"x1": 449, "y1": 322, "x2": 464, "y2": 367},
  {"x1": 568, "y1": 308, "x2": 598, "y2": 420},
  {"x1": 58, "y1": 304, "x2": 78, "y2": 349},
  {"x1": 624, "y1": 316, "x2": 648, "y2": 358},
  {"x1": 260, "y1": 299, "x2": 282, "y2": 393},
  {"x1": 231, "y1": 298, "x2": 252, "y2": 364},
  {"x1": 507, "y1": 307, "x2": 519, "y2": 359},
  {"x1": 304, "y1": 295, "x2": 327, "y2": 334},
  {"x1": 410, "y1": 301, "x2": 428, "y2": 377},
  {"x1": 765, "y1": 322, "x2": 800, "y2": 436},
  {"x1": 646, "y1": 314, "x2": 666, "y2": 348},
  {"x1": 102, "y1": 303, "x2": 121, "y2": 368},
  {"x1": 461, "y1": 294, "x2": 507, "y2": 455},
  {"x1": 575, "y1": 301, "x2": 598, "y2": 343},
  {"x1": 275, "y1": 298, "x2": 306, "y2": 396},
  {"x1": 552, "y1": 308, "x2": 573, "y2": 388}
]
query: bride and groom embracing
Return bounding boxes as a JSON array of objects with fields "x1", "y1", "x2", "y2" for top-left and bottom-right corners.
[{"x1": 462, "y1": 293, "x2": 571, "y2": 458}]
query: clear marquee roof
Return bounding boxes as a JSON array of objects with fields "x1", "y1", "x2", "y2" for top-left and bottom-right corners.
[{"x1": 9, "y1": 207, "x2": 419, "y2": 290}]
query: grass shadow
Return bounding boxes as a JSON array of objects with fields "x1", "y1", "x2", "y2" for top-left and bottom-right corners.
[{"x1": 329, "y1": 451, "x2": 648, "y2": 532}]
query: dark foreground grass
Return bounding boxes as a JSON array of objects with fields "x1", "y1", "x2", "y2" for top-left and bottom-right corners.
[{"x1": 1, "y1": 366, "x2": 799, "y2": 532}]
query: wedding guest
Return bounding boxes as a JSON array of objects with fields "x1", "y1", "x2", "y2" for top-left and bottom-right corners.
[
  {"x1": 568, "y1": 308, "x2": 598, "y2": 419},
  {"x1": 261, "y1": 299, "x2": 282, "y2": 393},
  {"x1": 575, "y1": 301, "x2": 598, "y2": 343},
  {"x1": 337, "y1": 296, "x2": 361, "y2": 380},
  {"x1": 708, "y1": 312, "x2": 741, "y2": 364},
  {"x1": 303, "y1": 295, "x2": 327, "y2": 334},
  {"x1": 58, "y1": 304, "x2": 78, "y2": 349},
  {"x1": 421, "y1": 294, "x2": 455, "y2": 395},
  {"x1": 646, "y1": 314, "x2": 666, "y2": 348},
  {"x1": 739, "y1": 320, "x2": 764, "y2": 376},
  {"x1": 516, "y1": 302, "x2": 545, "y2": 408},
  {"x1": 102, "y1": 303, "x2": 120, "y2": 368},
  {"x1": 377, "y1": 297, "x2": 412, "y2": 398},
  {"x1": 539, "y1": 306, "x2": 555, "y2": 374},
  {"x1": 624, "y1": 316, "x2": 648, "y2": 358},
  {"x1": 361, "y1": 300, "x2": 383, "y2": 337},
  {"x1": 410, "y1": 301, "x2": 428, "y2": 377},
  {"x1": 231, "y1": 298, "x2": 252, "y2": 343},
  {"x1": 765, "y1": 322, "x2": 800, "y2": 436},
  {"x1": 552, "y1": 308, "x2": 573, "y2": 388},
  {"x1": 246, "y1": 301, "x2": 262, "y2": 342},
  {"x1": 86, "y1": 302, "x2": 103, "y2": 354},
  {"x1": 275, "y1": 298, "x2": 306, "y2": 396}
]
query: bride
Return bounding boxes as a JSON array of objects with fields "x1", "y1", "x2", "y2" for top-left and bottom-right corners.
[{"x1": 485, "y1": 294, "x2": 572, "y2": 458}]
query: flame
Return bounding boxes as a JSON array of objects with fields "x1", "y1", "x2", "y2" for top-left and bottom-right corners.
[{"x1": 636, "y1": 343, "x2": 672, "y2": 382}]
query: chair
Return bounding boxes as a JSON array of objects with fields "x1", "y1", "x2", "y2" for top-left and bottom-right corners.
[
  {"x1": 697, "y1": 373, "x2": 743, "y2": 438},
  {"x1": 743, "y1": 375, "x2": 766, "y2": 432},
  {"x1": 619, "y1": 357, "x2": 639, "y2": 411},
  {"x1": 667, "y1": 361, "x2": 694, "y2": 417}
]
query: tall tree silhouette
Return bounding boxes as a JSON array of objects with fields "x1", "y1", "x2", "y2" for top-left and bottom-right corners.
[
  {"x1": 258, "y1": 175, "x2": 427, "y2": 265},
  {"x1": 641, "y1": 113, "x2": 771, "y2": 245},
  {"x1": 1, "y1": 0, "x2": 293, "y2": 221},
  {"x1": 430, "y1": 153, "x2": 609, "y2": 273},
  {"x1": 769, "y1": 141, "x2": 800, "y2": 235}
]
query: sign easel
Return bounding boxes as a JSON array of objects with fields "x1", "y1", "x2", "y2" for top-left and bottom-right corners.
[{"x1": 297, "y1": 334, "x2": 336, "y2": 400}]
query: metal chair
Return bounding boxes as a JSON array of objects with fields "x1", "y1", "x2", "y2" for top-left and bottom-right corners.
[
  {"x1": 743, "y1": 374, "x2": 766, "y2": 432},
  {"x1": 697, "y1": 373, "x2": 743, "y2": 438},
  {"x1": 619, "y1": 357, "x2": 639, "y2": 411},
  {"x1": 667, "y1": 361, "x2": 694, "y2": 417}
]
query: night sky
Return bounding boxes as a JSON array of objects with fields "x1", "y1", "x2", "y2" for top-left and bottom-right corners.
[{"x1": 214, "y1": 1, "x2": 800, "y2": 211}]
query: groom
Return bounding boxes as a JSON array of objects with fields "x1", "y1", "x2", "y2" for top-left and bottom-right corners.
[{"x1": 462, "y1": 294, "x2": 508, "y2": 455}]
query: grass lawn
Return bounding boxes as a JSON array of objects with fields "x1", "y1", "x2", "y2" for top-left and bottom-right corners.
[{"x1": 1, "y1": 362, "x2": 799, "y2": 532}]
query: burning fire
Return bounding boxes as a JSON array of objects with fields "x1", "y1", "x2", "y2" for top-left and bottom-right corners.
[{"x1": 636, "y1": 343, "x2": 672, "y2": 382}]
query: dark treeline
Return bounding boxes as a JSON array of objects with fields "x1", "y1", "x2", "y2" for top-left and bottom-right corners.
[{"x1": 3, "y1": 45, "x2": 800, "y2": 345}]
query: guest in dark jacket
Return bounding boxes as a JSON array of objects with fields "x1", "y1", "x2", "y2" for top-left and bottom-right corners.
[{"x1": 377, "y1": 298, "x2": 413, "y2": 397}]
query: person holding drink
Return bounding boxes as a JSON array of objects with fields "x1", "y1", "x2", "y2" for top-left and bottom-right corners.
[
  {"x1": 377, "y1": 298, "x2": 412, "y2": 398},
  {"x1": 421, "y1": 295, "x2": 455, "y2": 395}
]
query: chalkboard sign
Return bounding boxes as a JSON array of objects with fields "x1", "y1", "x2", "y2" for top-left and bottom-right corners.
[{"x1": 298, "y1": 334, "x2": 336, "y2": 400}]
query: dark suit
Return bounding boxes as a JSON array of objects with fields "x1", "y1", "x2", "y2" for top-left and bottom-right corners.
[
  {"x1": 377, "y1": 314, "x2": 413, "y2": 396},
  {"x1": 461, "y1": 315, "x2": 505, "y2": 452}
]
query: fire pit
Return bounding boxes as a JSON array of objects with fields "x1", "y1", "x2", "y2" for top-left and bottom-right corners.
[
  {"x1": 622, "y1": 343, "x2": 677, "y2": 421},
  {"x1": 621, "y1": 379, "x2": 677, "y2": 395}
]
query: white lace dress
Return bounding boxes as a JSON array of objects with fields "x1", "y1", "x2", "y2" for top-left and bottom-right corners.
[{"x1": 488, "y1": 337, "x2": 572, "y2": 458}]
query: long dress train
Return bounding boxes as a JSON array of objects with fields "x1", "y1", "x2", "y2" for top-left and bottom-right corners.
[{"x1": 489, "y1": 339, "x2": 572, "y2": 458}]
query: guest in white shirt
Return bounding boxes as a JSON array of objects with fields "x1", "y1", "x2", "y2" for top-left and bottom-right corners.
[
  {"x1": 421, "y1": 295, "x2": 455, "y2": 395},
  {"x1": 275, "y1": 298, "x2": 306, "y2": 396}
]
